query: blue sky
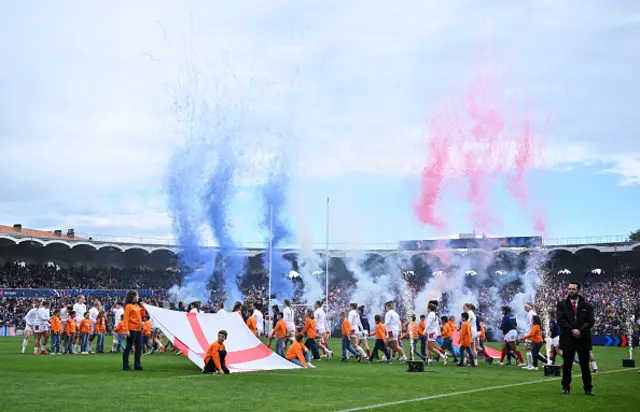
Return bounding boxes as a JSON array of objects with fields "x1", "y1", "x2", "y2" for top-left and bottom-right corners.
[{"x1": 0, "y1": 1, "x2": 639, "y2": 249}]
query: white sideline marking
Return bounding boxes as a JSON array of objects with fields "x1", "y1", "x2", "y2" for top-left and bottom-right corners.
[{"x1": 334, "y1": 368, "x2": 638, "y2": 412}]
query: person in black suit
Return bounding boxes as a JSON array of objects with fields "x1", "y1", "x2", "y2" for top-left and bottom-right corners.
[{"x1": 556, "y1": 281, "x2": 595, "y2": 396}]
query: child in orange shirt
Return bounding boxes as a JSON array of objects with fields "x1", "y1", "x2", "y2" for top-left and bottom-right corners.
[
  {"x1": 340, "y1": 312, "x2": 359, "y2": 362},
  {"x1": 367, "y1": 315, "x2": 391, "y2": 363},
  {"x1": 95, "y1": 310, "x2": 106, "y2": 354},
  {"x1": 113, "y1": 314, "x2": 127, "y2": 353},
  {"x1": 50, "y1": 309, "x2": 62, "y2": 355},
  {"x1": 203, "y1": 330, "x2": 230, "y2": 374},
  {"x1": 267, "y1": 312, "x2": 287, "y2": 357},
  {"x1": 300, "y1": 309, "x2": 320, "y2": 361},
  {"x1": 79, "y1": 312, "x2": 91, "y2": 354},
  {"x1": 520, "y1": 315, "x2": 547, "y2": 370},
  {"x1": 142, "y1": 315, "x2": 152, "y2": 353},
  {"x1": 285, "y1": 334, "x2": 313, "y2": 368},
  {"x1": 64, "y1": 311, "x2": 76, "y2": 354},
  {"x1": 456, "y1": 312, "x2": 476, "y2": 367},
  {"x1": 402, "y1": 314, "x2": 426, "y2": 362},
  {"x1": 440, "y1": 315, "x2": 458, "y2": 363}
]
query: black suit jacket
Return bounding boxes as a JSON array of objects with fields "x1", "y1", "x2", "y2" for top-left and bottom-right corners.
[{"x1": 556, "y1": 296, "x2": 594, "y2": 351}]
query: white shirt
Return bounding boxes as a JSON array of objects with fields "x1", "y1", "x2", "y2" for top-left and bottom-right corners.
[
  {"x1": 253, "y1": 309, "x2": 264, "y2": 332},
  {"x1": 60, "y1": 307, "x2": 69, "y2": 324},
  {"x1": 73, "y1": 303, "x2": 86, "y2": 323},
  {"x1": 217, "y1": 308, "x2": 227, "y2": 314},
  {"x1": 89, "y1": 307, "x2": 100, "y2": 324},
  {"x1": 425, "y1": 312, "x2": 439, "y2": 334},
  {"x1": 525, "y1": 310, "x2": 536, "y2": 330},
  {"x1": 190, "y1": 308, "x2": 201, "y2": 313},
  {"x1": 35, "y1": 307, "x2": 50, "y2": 326},
  {"x1": 113, "y1": 307, "x2": 124, "y2": 326},
  {"x1": 283, "y1": 307, "x2": 295, "y2": 328},
  {"x1": 348, "y1": 310, "x2": 362, "y2": 331},
  {"x1": 467, "y1": 310, "x2": 477, "y2": 334},
  {"x1": 25, "y1": 308, "x2": 38, "y2": 327},
  {"x1": 384, "y1": 309, "x2": 401, "y2": 332},
  {"x1": 314, "y1": 307, "x2": 327, "y2": 333}
]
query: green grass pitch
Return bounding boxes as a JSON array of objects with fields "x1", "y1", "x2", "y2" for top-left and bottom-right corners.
[{"x1": 0, "y1": 337, "x2": 638, "y2": 411}]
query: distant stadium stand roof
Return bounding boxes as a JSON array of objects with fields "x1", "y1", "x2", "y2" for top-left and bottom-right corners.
[{"x1": 0, "y1": 224, "x2": 83, "y2": 241}]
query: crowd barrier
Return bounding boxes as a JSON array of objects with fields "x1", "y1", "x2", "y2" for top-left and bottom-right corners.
[{"x1": 0, "y1": 288, "x2": 166, "y2": 298}]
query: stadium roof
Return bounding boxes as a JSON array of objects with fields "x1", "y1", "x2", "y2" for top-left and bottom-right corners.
[{"x1": 0, "y1": 224, "x2": 83, "y2": 241}]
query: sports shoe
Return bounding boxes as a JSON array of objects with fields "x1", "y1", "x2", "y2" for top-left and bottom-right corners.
[
  {"x1": 307, "y1": 363, "x2": 316, "y2": 368},
  {"x1": 528, "y1": 366, "x2": 538, "y2": 371}
]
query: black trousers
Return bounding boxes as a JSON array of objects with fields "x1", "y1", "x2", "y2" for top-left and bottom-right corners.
[
  {"x1": 305, "y1": 338, "x2": 320, "y2": 361},
  {"x1": 562, "y1": 349, "x2": 592, "y2": 391},
  {"x1": 203, "y1": 350, "x2": 230, "y2": 374},
  {"x1": 369, "y1": 339, "x2": 390, "y2": 361},
  {"x1": 123, "y1": 330, "x2": 143, "y2": 370}
]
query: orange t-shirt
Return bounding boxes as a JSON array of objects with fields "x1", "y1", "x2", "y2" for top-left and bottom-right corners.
[
  {"x1": 246, "y1": 317, "x2": 257, "y2": 335},
  {"x1": 458, "y1": 321, "x2": 472, "y2": 347},
  {"x1": 65, "y1": 319, "x2": 76, "y2": 334},
  {"x1": 521, "y1": 324, "x2": 543, "y2": 343},
  {"x1": 285, "y1": 340, "x2": 307, "y2": 367},
  {"x1": 114, "y1": 320, "x2": 127, "y2": 334},
  {"x1": 402, "y1": 322, "x2": 420, "y2": 339},
  {"x1": 419, "y1": 320, "x2": 426, "y2": 335},
  {"x1": 271, "y1": 320, "x2": 287, "y2": 339},
  {"x1": 123, "y1": 304, "x2": 144, "y2": 332},
  {"x1": 79, "y1": 319, "x2": 91, "y2": 334},
  {"x1": 50, "y1": 316, "x2": 62, "y2": 334},
  {"x1": 372, "y1": 323, "x2": 387, "y2": 340},
  {"x1": 142, "y1": 321, "x2": 152, "y2": 336},
  {"x1": 204, "y1": 341, "x2": 226, "y2": 370},
  {"x1": 301, "y1": 318, "x2": 317, "y2": 339},
  {"x1": 95, "y1": 317, "x2": 106, "y2": 333},
  {"x1": 341, "y1": 319, "x2": 351, "y2": 337},
  {"x1": 480, "y1": 324, "x2": 486, "y2": 340},
  {"x1": 441, "y1": 322, "x2": 453, "y2": 339},
  {"x1": 449, "y1": 320, "x2": 458, "y2": 331}
]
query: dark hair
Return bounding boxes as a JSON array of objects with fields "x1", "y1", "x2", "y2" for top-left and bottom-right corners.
[
  {"x1": 569, "y1": 281, "x2": 582, "y2": 290},
  {"x1": 358, "y1": 305, "x2": 365, "y2": 313},
  {"x1": 410, "y1": 314, "x2": 416, "y2": 321},
  {"x1": 232, "y1": 302, "x2": 242, "y2": 312},
  {"x1": 427, "y1": 303, "x2": 437, "y2": 312},
  {"x1": 295, "y1": 333, "x2": 304, "y2": 342},
  {"x1": 315, "y1": 300, "x2": 323, "y2": 307},
  {"x1": 501, "y1": 306, "x2": 511, "y2": 314},
  {"x1": 374, "y1": 314, "x2": 381, "y2": 322},
  {"x1": 218, "y1": 330, "x2": 228, "y2": 338},
  {"x1": 53, "y1": 309, "x2": 60, "y2": 315},
  {"x1": 253, "y1": 302, "x2": 262, "y2": 311},
  {"x1": 277, "y1": 312, "x2": 284, "y2": 319},
  {"x1": 306, "y1": 309, "x2": 314, "y2": 318},
  {"x1": 532, "y1": 315, "x2": 541, "y2": 326},
  {"x1": 284, "y1": 299, "x2": 291, "y2": 306},
  {"x1": 461, "y1": 312, "x2": 469, "y2": 320},
  {"x1": 420, "y1": 314, "x2": 426, "y2": 319},
  {"x1": 124, "y1": 290, "x2": 138, "y2": 306},
  {"x1": 440, "y1": 315, "x2": 448, "y2": 323},
  {"x1": 349, "y1": 303, "x2": 357, "y2": 310},
  {"x1": 272, "y1": 305, "x2": 280, "y2": 313}
]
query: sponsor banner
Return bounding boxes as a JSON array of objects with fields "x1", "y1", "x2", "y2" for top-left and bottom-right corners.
[{"x1": 0, "y1": 289, "x2": 165, "y2": 298}]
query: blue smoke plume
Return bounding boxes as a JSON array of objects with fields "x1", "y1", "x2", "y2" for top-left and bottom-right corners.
[
  {"x1": 203, "y1": 138, "x2": 244, "y2": 305},
  {"x1": 261, "y1": 169, "x2": 293, "y2": 300}
]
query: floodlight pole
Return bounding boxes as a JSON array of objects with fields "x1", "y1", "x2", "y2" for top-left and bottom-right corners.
[
  {"x1": 325, "y1": 197, "x2": 329, "y2": 315},
  {"x1": 268, "y1": 202, "x2": 274, "y2": 319}
]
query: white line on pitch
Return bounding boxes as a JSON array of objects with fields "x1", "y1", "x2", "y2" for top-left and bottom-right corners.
[{"x1": 334, "y1": 368, "x2": 638, "y2": 412}]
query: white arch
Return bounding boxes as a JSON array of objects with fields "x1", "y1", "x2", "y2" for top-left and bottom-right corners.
[
  {"x1": 42, "y1": 240, "x2": 73, "y2": 249},
  {"x1": 70, "y1": 242, "x2": 99, "y2": 251},
  {"x1": 96, "y1": 244, "x2": 125, "y2": 252},
  {"x1": 16, "y1": 238, "x2": 45, "y2": 247},
  {"x1": 0, "y1": 235, "x2": 18, "y2": 244},
  {"x1": 574, "y1": 246, "x2": 602, "y2": 254}
]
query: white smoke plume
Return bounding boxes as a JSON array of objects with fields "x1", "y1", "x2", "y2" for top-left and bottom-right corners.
[{"x1": 297, "y1": 251, "x2": 326, "y2": 305}]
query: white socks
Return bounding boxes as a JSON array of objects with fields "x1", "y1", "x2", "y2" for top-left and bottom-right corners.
[
  {"x1": 527, "y1": 352, "x2": 533, "y2": 367},
  {"x1": 357, "y1": 346, "x2": 367, "y2": 358},
  {"x1": 591, "y1": 361, "x2": 598, "y2": 369},
  {"x1": 21, "y1": 340, "x2": 28, "y2": 353}
]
